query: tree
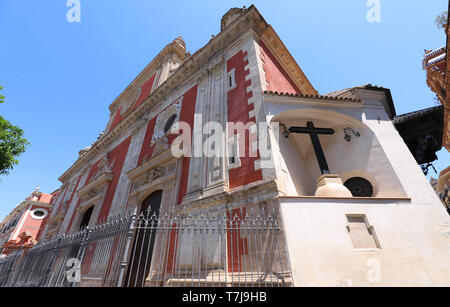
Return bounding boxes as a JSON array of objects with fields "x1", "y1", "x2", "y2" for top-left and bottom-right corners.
[
  {"x1": 0, "y1": 86, "x2": 4, "y2": 104},
  {"x1": 0, "y1": 86, "x2": 30, "y2": 176}
]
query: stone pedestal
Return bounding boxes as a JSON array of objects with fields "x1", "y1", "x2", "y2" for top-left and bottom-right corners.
[{"x1": 315, "y1": 174, "x2": 352, "y2": 197}]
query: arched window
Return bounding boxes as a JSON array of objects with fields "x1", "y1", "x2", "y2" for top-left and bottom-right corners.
[
  {"x1": 79, "y1": 206, "x2": 94, "y2": 230},
  {"x1": 163, "y1": 114, "x2": 177, "y2": 135}
]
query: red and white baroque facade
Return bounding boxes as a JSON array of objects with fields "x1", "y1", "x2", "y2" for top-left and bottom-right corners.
[
  {"x1": 43, "y1": 7, "x2": 316, "y2": 240},
  {"x1": 36, "y1": 6, "x2": 450, "y2": 286}
]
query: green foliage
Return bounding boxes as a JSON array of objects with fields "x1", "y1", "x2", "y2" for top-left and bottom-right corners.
[
  {"x1": 0, "y1": 86, "x2": 30, "y2": 175},
  {"x1": 0, "y1": 116, "x2": 30, "y2": 175},
  {"x1": 0, "y1": 86, "x2": 4, "y2": 103}
]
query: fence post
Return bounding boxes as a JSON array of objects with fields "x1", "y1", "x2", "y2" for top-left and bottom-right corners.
[
  {"x1": 69, "y1": 227, "x2": 92, "y2": 287},
  {"x1": 116, "y1": 207, "x2": 137, "y2": 287},
  {"x1": 41, "y1": 237, "x2": 63, "y2": 287},
  {"x1": 3, "y1": 247, "x2": 23, "y2": 287}
]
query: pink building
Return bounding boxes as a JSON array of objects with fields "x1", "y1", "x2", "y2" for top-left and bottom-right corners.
[{"x1": 0, "y1": 189, "x2": 59, "y2": 255}]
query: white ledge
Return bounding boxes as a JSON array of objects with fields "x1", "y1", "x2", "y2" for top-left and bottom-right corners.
[{"x1": 77, "y1": 172, "x2": 114, "y2": 198}]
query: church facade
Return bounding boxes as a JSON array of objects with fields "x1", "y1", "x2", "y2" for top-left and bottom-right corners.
[{"x1": 34, "y1": 6, "x2": 450, "y2": 286}]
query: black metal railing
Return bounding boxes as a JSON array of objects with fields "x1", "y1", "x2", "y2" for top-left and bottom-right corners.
[{"x1": 0, "y1": 205, "x2": 291, "y2": 287}]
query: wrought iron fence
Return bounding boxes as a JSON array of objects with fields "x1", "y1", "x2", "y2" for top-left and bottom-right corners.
[{"x1": 0, "y1": 205, "x2": 291, "y2": 287}]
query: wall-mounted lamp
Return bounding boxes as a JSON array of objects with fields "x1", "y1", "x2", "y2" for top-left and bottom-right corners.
[
  {"x1": 280, "y1": 123, "x2": 290, "y2": 138},
  {"x1": 343, "y1": 127, "x2": 361, "y2": 142}
]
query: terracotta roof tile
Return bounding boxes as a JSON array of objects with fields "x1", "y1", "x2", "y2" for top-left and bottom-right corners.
[
  {"x1": 263, "y1": 90, "x2": 361, "y2": 103},
  {"x1": 392, "y1": 105, "x2": 444, "y2": 125}
]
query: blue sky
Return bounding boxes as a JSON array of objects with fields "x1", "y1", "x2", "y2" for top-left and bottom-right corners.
[{"x1": 0, "y1": 0, "x2": 449, "y2": 219}]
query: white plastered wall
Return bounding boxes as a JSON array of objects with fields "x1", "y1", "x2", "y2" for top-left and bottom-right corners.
[
  {"x1": 266, "y1": 99, "x2": 407, "y2": 198},
  {"x1": 263, "y1": 92, "x2": 450, "y2": 286}
]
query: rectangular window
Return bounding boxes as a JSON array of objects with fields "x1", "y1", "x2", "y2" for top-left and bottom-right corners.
[
  {"x1": 227, "y1": 134, "x2": 241, "y2": 169},
  {"x1": 227, "y1": 69, "x2": 236, "y2": 91},
  {"x1": 229, "y1": 140, "x2": 236, "y2": 165},
  {"x1": 346, "y1": 215, "x2": 380, "y2": 250}
]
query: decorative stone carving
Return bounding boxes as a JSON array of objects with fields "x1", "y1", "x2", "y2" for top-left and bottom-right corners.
[
  {"x1": 151, "y1": 97, "x2": 183, "y2": 145},
  {"x1": 120, "y1": 87, "x2": 141, "y2": 116},
  {"x1": 93, "y1": 157, "x2": 115, "y2": 180},
  {"x1": 79, "y1": 188, "x2": 100, "y2": 204},
  {"x1": 134, "y1": 176, "x2": 148, "y2": 188},
  {"x1": 208, "y1": 53, "x2": 225, "y2": 72},
  {"x1": 152, "y1": 135, "x2": 169, "y2": 158},
  {"x1": 77, "y1": 159, "x2": 114, "y2": 215},
  {"x1": 141, "y1": 153, "x2": 151, "y2": 165},
  {"x1": 87, "y1": 189, "x2": 98, "y2": 199},
  {"x1": 167, "y1": 161, "x2": 176, "y2": 172},
  {"x1": 148, "y1": 167, "x2": 165, "y2": 181},
  {"x1": 221, "y1": 7, "x2": 245, "y2": 31}
]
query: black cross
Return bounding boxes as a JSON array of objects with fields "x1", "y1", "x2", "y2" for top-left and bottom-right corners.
[{"x1": 286, "y1": 121, "x2": 335, "y2": 175}]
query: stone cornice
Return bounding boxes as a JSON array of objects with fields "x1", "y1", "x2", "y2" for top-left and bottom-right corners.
[
  {"x1": 77, "y1": 172, "x2": 113, "y2": 198},
  {"x1": 264, "y1": 91, "x2": 362, "y2": 109},
  {"x1": 1, "y1": 199, "x2": 53, "y2": 226},
  {"x1": 126, "y1": 147, "x2": 179, "y2": 182},
  {"x1": 58, "y1": 6, "x2": 269, "y2": 182},
  {"x1": 0, "y1": 203, "x2": 28, "y2": 225},
  {"x1": 180, "y1": 178, "x2": 279, "y2": 211},
  {"x1": 279, "y1": 196, "x2": 412, "y2": 203},
  {"x1": 108, "y1": 37, "x2": 187, "y2": 114},
  {"x1": 77, "y1": 193, "x2": 104, "y2": 214},
  {"x1": 22, "y1": 200, "x2": 53, "y2": 209},
  {"x1": 47, "y1": 214, "x2": 65, "y2": 224},
  {"x1": 261, "y1": 25, "x2": 317, "y2": 96},
  {"x1": 130, "y1": 172, "x2": 178, "y2": 202}
]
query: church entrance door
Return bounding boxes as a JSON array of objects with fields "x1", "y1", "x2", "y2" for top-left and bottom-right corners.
[{"x1": 125, "y1": 190, "x2": 162, "y2": 287}]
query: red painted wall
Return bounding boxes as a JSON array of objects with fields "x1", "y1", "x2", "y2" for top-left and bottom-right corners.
[
  {"x1": 96, "y1": 136, "x2": 132, "y2": 223},
  {"x1": 133, "y1": 73, "x2": 157, "y2": 111},
  {"x1": 76, "y1": 136, "x2": 131, "y2": 275},
  {"x1": 9, "y1": 207, "x2": 37, "y2": 243},
  {"x1": 108, "y1": 72, "x2": 158, "y2": 133},
  {"x1": 65, "y1": 137, "x2": 132, "y2": 233},
  {"x1": 137, "y1": 117, "x2": 157, "y2": 166},
  {"x1": 135, "y1": 85, "x2": 198, "y2": 205},
  {"x1": 175, "y1": 85, "x2": 198, "y2": 205},
  {"x1": 25, "y1": 205, "x2": 49, "y2": 242},
  {"x1": 227, "y1": 208, "x2": 248, "y2": 272},
  {"x1": 227, "y1": 50, "x2": 263, "y2": 189},
  {"x1": 260, "y1": 41, "x2": 302, "y2": 95},
  {"x1": 165, "y1": 226, "x2": 179, "y2": 274},
  {"x1": 109, "y1": 108, "x2": 124, "y2": 132}
]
